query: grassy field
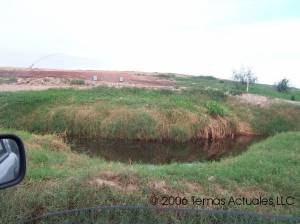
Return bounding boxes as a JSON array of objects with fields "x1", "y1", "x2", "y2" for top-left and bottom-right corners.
[
  {"x1": 0, "y1": 85, "x2": 300, "y2": 142},
  {"x1": 0, "y1": 128, "x2": 299, "y2": 223},
  {"x1": 172, "y1": 75, "x2": 300, "y2": 101}
]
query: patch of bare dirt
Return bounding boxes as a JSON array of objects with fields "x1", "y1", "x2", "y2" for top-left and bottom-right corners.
[
  {"x1": 235, "y1": 93, "x2": 300, "y2": 107},
  {"x1": 147, "y1": 179, "x2": 187, "y2": 197},
  {"x1": 234, "y1": 186, "x2": 266, "y2": 198},
  {"x1": 184, "y1": 181, "x2": 204, "y2": 193},
  {"x1": 148, "y1": 180, "x2": 170, "y2": 194},
  {"x1": 213, "y1": 183, "x2": 229, "y2": 196},
  {"x1": 236, "y1": 122, "x2": 256, "y2": 135},
  {"x1": 235, "y1": 93, "x2": 272, "y2": 107},
  {"x1": 16, "y1": 77, "x2": 70, "y2": 86},
  {"x1": 88, "y1": 171, "x2": 139, "y2": 193}
]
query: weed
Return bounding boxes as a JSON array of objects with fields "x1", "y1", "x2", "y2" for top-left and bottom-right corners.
[{"x1": 205, "y1": 100, "x2": 226, "y2": 116}]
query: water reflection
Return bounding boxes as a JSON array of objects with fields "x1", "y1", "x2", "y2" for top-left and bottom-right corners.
[{"x1": 70, "y1": 136, "x2": 263, "y2": 164}]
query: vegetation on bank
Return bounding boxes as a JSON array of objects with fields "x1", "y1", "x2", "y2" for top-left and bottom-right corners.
[
  {"x1": 0, "y1": 85, "x2": 299, "y2": 142},
  {"x1": 0, "y1": 129, "x2": 299, "y2": 223}
]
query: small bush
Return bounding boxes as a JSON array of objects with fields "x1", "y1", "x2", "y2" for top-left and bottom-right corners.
[
  {"x1": 275, "y1": 78, "x2": 289, "y2": 92},
  {"x1": 229, "y1": 90, "x2": 243, "y2": 96},
  {"x1": 70, "y1": 79, "x2": 85, "y2": 85},
  {"x1": 199, "y1": 89, "x2": 226, "y2": 100},
  {"x1": 156, "y1": 73, "x2": 176, "y2": 79},
  {"x1": 291, "y1": 95, "x2": 296, "y2": 101},
  {"x1": 205, "y1": 101, "x2": 225, "y2": 116}
]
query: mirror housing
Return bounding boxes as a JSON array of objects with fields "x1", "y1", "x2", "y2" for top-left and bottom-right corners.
[{"x1": 0, "y1": 134, "x2": 26, "y2": 189}]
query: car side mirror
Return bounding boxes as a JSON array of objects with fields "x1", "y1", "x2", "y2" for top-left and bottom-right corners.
[{"x1": 0, "y1": 134, "x2": 26, "y2": 189}]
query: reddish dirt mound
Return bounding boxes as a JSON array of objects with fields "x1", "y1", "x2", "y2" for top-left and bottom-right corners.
[{"x1": 0, "y1": 67, "x2": 175, "y2": 87}]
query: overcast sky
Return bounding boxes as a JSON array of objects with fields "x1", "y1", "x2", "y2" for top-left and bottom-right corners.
[{"x1": 1, "y1": 0, "x2": 300, "y2": 87}]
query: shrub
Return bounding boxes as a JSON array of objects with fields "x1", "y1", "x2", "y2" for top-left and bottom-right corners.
[
  {"x1": 290, "y1": 95, "x2": 295, "y2": 101},
  {"x1": 70, "y1": 79, "x2": 85, "y2": 85},
  {"x1": 229, "y1": 90, "x2": 243, "y2": 96},
  {"x1": 205, "y1": 100, "x2": 225, "y2": 116},
  {"x1": 275, "y1": 78, "x2": 289, "y2": 92},
  {"x1": 196, "y1": 89, "x2": 226, "y2": 101},
  {"x1": 156, "y1": 73, "x2": 176, "y2": 79}
]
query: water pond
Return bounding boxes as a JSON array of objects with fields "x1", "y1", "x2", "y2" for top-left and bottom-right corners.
[{"x1": 70, "y1": 135, "x2": 264, "y2": 164}]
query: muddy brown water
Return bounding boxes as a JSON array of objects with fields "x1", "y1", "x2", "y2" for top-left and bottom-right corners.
[{"x1": 70, "y1": 136, "x2": 265, "y2": 164}]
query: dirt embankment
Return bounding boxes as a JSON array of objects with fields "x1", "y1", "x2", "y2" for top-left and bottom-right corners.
[{"x1": 0, "y1": 67, "x2": 176, "y2": 91}]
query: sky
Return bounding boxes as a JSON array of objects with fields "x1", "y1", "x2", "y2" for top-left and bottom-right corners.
[{"x1": 1, "y1": 0, "x2": 300, "y2": 87}]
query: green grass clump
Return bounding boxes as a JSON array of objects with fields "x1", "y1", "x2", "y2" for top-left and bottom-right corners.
[
  {"x1": 291, "y1": 95, "x2": 296, "y2": 101},
  {"x1": 205, "y1": 100, "x2": 226, "y2": 116}
]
